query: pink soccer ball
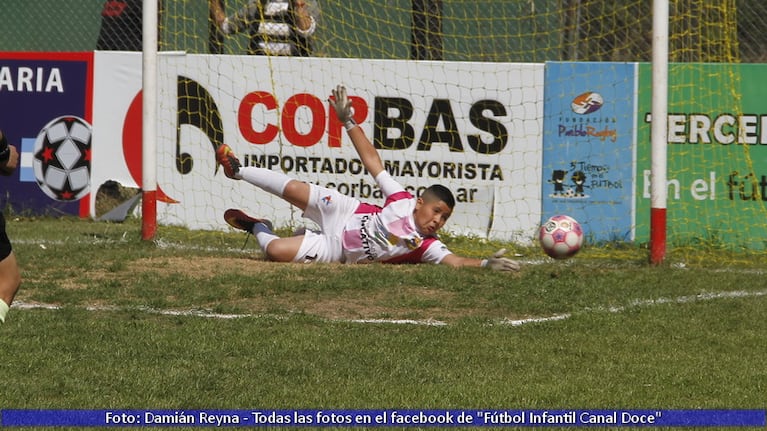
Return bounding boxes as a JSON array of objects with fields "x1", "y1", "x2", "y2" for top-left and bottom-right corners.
[{"x1": 539, "y1": 215, "x2": 584, "y2": 259}]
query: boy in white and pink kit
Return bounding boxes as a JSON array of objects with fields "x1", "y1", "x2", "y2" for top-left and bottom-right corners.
[{"x1": 217, "y1": 85, "x2": 519, "y2": 271}]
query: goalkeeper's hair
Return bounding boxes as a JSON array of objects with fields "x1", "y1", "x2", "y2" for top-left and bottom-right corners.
[{"x1": 421, "y1": 184, "x2": 455, "y2": 209}]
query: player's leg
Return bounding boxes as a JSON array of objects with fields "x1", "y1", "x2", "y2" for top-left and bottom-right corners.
[
  {"x1": 0, "y1": 216, "x2": 20, "y2": 323},
  {"x1": 216, "y1": 144, "x2": 311, "y2": 210},
  {"x1": 279, "y1": 179, "x2": 312, "y2": 212},
  {"x1": 224, "y1": 209, "x2": 304, "y2": 262},
  {"x1": 0, "y1": 252, "x2": 20, "y2": 317},
  {"x1": 261, "y1": 235, "x2": 306, "y2": 262},
  {"x1": 225, "y1": 182, "x2": 355, "y2": 264},
  {"x1": 266, "y1": 182, "x2": 359, "y2": 263},
  {"x1": 218, "y1": 145, "x2": 349, "y2": 263},
  {"x1": 239, "y1": 169, "x2": 311, "y2": 211}
]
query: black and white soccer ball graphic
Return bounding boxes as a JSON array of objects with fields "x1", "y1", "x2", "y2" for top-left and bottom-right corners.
[{"x1": 33, "y1": 116, "x2": 92, "y2": 201}]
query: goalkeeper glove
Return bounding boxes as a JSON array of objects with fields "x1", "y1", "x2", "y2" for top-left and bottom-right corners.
[
  {"x1": 330, "y1": 85, "x2": 357, "y2": 130},
  {"x1": 481, "y1": 248, "x2": 520, "y2": 272}
]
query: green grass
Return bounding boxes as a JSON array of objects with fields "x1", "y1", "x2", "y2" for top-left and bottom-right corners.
[{"x1": 2, "y1": 216, "x2": 766, "y2": 429}]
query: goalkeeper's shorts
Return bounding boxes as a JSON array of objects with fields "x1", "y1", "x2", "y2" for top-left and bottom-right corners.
[{"x1": 292, "y1": 183, "x2": 360, "y2": 264}]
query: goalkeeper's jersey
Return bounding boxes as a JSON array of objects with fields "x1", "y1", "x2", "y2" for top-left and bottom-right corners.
[{"x1": 340, "y1": 177, "x2": 452, "y2": 265}]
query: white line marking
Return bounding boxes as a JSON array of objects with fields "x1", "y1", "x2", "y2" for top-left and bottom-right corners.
[
  {"x1": 588, "y1": 289, "x2": 767, "y2": 315},
  {"x1": 13, "y1": 288, "x2": 767, "y2": 328},
  {"x1": 349, "y1": 318, "x2": 448, "y2": 326},
  {"x1": 500, "y1": 313, "x2": 572, "y2": 326},
  {"x1": 13, "y1": 301, "x2": 258, "y2": 320}
]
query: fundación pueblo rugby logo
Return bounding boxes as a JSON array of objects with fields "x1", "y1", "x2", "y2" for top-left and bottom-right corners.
[{"x1": 571, "y1": 91, "x2": 604, "y2": 115}]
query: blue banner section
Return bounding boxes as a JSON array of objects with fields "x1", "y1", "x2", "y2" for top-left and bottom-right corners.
[
  {"x1": 2, "y1": 409, "x2": 765, "y2": 427},
  {"x1": 542, "y1": 62, "x2": 637, "y2": 242},
  {"x1": 0, "y1": 53, "x2": 92, "y2": 216}
]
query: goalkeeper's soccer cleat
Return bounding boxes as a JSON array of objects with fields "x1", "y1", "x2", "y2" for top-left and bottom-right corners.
[
  {"x1": 216, "y1": 144, "x2": 241, "y2": 179},
  {"x1": 224, "y1": 209, "x2": 273, "y2": 234}
]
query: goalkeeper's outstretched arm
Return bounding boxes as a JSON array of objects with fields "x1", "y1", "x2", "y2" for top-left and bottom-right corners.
[
  {"x1": 441, "y1": 249, "x2": 520, "y2": 271},
  {"x1": 330, "y1": 85, "x2": 384, "y2": 178}
]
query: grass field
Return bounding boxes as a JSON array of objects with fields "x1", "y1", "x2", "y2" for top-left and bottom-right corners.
[{"x1": 2, "y1": 216, "x2": 766, "y2": 429}]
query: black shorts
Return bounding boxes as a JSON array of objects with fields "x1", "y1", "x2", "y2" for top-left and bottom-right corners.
[{"x1": 0, "y1": 212, "x2": 12, "y2": 261}]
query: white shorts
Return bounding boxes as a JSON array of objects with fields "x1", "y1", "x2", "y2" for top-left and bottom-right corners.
[{"x1": 292, "y1": 184, "x2": 360, "y2": 263}]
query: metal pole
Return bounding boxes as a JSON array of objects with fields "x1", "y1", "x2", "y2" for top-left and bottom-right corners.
[{"x1": 649, "y1": 0, "x2": 669, "y2": 264}]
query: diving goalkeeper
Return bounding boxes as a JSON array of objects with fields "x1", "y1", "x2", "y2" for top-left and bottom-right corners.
[{"x1": 217, "y1": 85, "x2": 520, "y2": 271}]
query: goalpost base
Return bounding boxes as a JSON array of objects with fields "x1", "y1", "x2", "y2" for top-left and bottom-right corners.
[
  {"x1": 650, "y1": 207, "x2": 667, "y2": 265},
  {"x1": 141, "y1": 190, "x2": 157, "y2": 241}
]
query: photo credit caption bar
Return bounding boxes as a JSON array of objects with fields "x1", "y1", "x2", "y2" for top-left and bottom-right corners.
[{"x1": 1, "y1": 409, "x2": 765, "y2": 427}]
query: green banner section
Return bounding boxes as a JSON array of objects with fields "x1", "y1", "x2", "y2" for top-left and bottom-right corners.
[{"x1": 636, "y1": 63, "x2": 767, "y2": 249}]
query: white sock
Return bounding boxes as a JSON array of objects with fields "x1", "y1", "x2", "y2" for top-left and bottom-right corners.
[
  {"x1": 0, "y1": 299, "x2": 9, "y2": 323},
  {"x1": 254, "y1": 222, "x2": 279, "y2": 252},
  {"x1": 239, "y1": 167, "x2": 292, "y2": 197}
]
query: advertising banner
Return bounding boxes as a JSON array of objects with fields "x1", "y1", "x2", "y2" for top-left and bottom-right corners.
[
  {"x1": 0, "y1": 52, "x2": 93, "y2": 216},
  {"x1": 542, "y1": 62, "x2": 637, "y2": 242},
  {"x1": 636, "y1": 63, "x2": 767, "y2": 249},
  {"x1": 91, "y1": 51, "x2": 142, "y2": 209},
  {"x1": 141, "y1": 55, "x2": 544, "y2": 239}
]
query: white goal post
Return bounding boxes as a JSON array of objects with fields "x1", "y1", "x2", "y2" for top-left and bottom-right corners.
[
  {"x1": 650, "y1": 0, "x2": 669, "y2": 264},
  {"x1": 142, "y1": 0, "x2": 159, "y2": 240}
]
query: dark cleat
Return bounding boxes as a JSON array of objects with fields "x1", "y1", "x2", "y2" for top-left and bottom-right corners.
[{"x1": 224, "y1": 209, "x2": 273, "y2": 233}]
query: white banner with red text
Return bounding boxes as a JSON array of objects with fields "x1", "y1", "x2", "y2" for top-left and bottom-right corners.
[{"x1": 92, "y1": 52, "x2": 543, "y2": 240}]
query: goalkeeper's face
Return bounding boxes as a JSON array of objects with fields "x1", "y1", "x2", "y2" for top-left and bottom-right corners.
[{"x1": 413, "y1": 198, "x2": 452, "y2": 235}]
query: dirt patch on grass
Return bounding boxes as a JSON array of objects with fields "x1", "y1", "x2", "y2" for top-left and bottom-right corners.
[
  {"x1": 127, "y1": 256, "x2": 352, "y2": 281},
  {"x1": 23, "y1": 255, "x2": 499, "y2": 323},
  {"x1": 124, "y1": 256, "x2": 471, "y2": 321},
  {"x1": 128, "y1": 255, "x2": 275, "y2": 278},
  {"x1": 264, "y1": 286, "x2": 458, "y2": 320}
]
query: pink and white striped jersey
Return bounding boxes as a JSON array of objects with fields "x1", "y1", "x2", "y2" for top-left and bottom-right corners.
[{"x1": 340, "y1": 173, "x2": 452, "y2": 264}]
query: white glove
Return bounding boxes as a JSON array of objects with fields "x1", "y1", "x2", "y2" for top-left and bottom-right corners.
[
  {"x1": 481, "y1": 248, "x2": 520, "y2": 272},
  {"x1": 330, "y1": 85, "x2": 356, "y2": 130}
]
